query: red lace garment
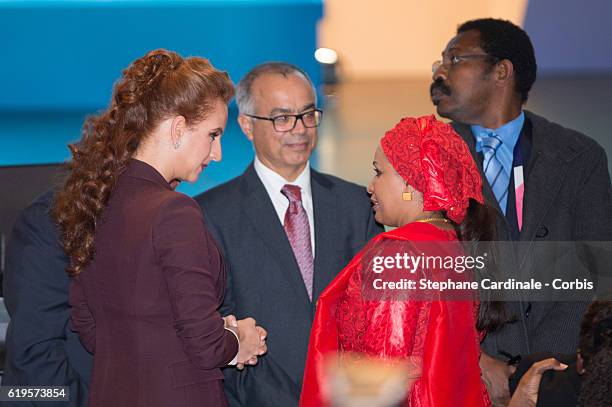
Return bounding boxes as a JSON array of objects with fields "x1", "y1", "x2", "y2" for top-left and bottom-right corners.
[{"x1": 300, "y1": 222, "x2": 490, "y2": 407}]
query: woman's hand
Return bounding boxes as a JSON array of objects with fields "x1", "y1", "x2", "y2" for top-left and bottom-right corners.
[
  {"x1": 508, "y1": 358, "x2": 567, "y2": 407},
  {"x1": 234, "y1": 317, "x2": 267, "y2": 370}
]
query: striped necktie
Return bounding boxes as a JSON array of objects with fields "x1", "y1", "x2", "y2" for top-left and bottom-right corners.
[{"x1": 479, "y1": 132, "x2": 510, "y2": 214}]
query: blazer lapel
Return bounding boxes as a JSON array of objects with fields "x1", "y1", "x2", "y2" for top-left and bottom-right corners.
[
  {"x1": 239, "y1": 164, "x2": 312, "y2": 312},
  {"x1": 519, "y1": 112, "x2": 569, "y2": 243},
  {"x1": 311, "y1": 170, "x2": 340, "y2": 304},
  {"x1": 516, "y1": 112, "x2": 574, "y2": 329}
]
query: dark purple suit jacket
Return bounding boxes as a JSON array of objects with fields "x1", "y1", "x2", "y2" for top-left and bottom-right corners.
[{"x1": 69, "y1": 159, "x2": 238, "y2": 407}]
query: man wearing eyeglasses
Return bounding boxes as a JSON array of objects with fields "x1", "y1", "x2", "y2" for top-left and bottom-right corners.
[
  {"x1": 196, "y1": 62, "x2": 382, "y2": 406},
  {"x1": 431, "y1": 18, "x2": 612, "y2": 406}
]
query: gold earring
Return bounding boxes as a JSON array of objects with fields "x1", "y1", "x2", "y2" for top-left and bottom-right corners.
[{"x1": 402, "y1": 192, "x2": 412, "y2": 201}]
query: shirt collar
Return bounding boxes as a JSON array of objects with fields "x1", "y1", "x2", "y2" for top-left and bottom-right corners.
[
  {"x1": 253, "y1": 155, "x2": 311, "y2": 196},
  {"x1": 471, "y1": 111, "x2": 525, "y2": 153}
]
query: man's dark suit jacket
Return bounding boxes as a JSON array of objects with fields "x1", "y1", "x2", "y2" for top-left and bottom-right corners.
[
  {"x1": 69, "y1": 159, "x2": 238, "y2": 407},
  {"x1": 196, "y1": 163, "x2": 383, "y2": 407},
  {"x1": 3, "y1": 190, "x2": 93, "y2": 407},
  {"x1": 453, "y1": 111, "x2": 612, "y2": 358}
]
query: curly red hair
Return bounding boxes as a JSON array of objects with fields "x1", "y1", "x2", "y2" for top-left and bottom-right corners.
[{"x1": 53, "y1": 49, "x2": 234, "y2": 275}]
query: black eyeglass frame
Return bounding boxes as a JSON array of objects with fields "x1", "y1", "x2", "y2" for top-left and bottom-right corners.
[
  {"x1": 432, "y1": 54, "x2": 500, "y2": 73},
  {"x1": 244, "y1": 109, "x2": 323, "y2": 132}
]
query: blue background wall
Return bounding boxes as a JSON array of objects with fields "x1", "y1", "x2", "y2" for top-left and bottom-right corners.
[
  {"x1": 524, "y1": 0, "x2": 612, "y2": 73},
  {"x1": 0, "y1": 0, "x2": 323, "y2": 196}
]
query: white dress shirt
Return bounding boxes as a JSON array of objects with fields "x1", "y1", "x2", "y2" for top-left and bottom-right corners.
[{"x1": 253, "y1": 156, "x2": 315, "y2": 257}]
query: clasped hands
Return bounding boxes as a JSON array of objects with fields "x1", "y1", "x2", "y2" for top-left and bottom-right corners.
[{"x1": 224, "y1": 315, "x2": 267, "y2": 370}]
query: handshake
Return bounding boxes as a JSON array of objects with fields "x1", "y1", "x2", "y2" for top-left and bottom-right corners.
[{"x1": 223, "y1": 315, "x2": 267, "y2": 370}]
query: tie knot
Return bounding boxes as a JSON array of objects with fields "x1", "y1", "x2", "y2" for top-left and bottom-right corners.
[
  {"x1": 478, "y1": 131, "x2": 502, "y2": 152},
  {"x1": 281, "y1": 184, "x2": 302, "y2": 203}
]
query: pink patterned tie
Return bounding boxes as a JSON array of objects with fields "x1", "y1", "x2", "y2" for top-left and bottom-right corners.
[{"x1": 281, "y1": 184, "x2": 314, "y2": 301}]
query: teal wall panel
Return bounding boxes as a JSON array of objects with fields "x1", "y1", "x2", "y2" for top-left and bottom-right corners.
[{"x1": 1, "y1": 0, "x2": 322, "y2": 195}]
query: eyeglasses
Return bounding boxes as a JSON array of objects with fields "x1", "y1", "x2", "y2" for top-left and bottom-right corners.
[
  {"x1": 432, "y1": 54, "x2": 498, "y2": 73},
  {"x1": 245, "y1": 109, "x2": 323, "y2": 132}
]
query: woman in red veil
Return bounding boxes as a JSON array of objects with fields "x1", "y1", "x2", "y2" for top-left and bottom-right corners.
[{"x1": 300, "y1": 115, "x2": 501, "y2": 406}]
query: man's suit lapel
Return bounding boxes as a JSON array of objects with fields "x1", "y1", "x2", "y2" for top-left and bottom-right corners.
[
  {"x1": 519, "y1": 112, "x2": 569, "y2": 243},
  {"x1": 239, "y1": 164, "x2": 312, "y2": 312},
  {"x1": 311, "y1": 170, "x2": 340, "y2": 303},
  {"x1": 517, "y1": 113, "x2": 573, "y2": 329}
]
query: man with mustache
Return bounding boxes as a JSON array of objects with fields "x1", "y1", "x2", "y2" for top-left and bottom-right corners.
[
  {"x1": 431, "y1": 18, "x2": 612, "y2": 405},
  {"x1": 196, "y1": 63, "x2": 383, "y2": 406}
]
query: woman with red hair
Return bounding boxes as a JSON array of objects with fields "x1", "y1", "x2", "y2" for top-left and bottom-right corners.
[
  {"x1": 300, "y1": 115, "x2": 503, "y2": 406},
  {"x1": 53, "y1": 49, "x2": 265, "y2": 407}
]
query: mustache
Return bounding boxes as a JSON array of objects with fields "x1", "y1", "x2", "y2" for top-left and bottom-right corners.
[
  {"x1": 430, "y1": 79, "x2": 451, "y2": 96},
  {"x1": 284, "y1": 137, "x2": 310, "y2": 145}
]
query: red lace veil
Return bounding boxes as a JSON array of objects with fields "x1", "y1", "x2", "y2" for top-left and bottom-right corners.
[{"x1": 381, "y1": 115, "x2": 484, "y2": 223}]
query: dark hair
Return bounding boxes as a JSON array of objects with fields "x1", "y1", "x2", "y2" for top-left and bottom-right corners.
[
  {"x1": 578, "y1": 300, "x2": 612, "y2": 406},
  {"x1": 458, "y1": 18, "x2": 537, "y2": 103},
  {"x1": 53, "y1": 49, "x2": 234, "y2": 276},
  {"x1": 446, "y1": 199, "x2": 506, "y2": 333},
  {"x1": 235, "y1": 62, "x2": 316, "y2": 114}
]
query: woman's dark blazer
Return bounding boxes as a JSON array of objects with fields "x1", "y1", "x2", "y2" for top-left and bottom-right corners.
[{"x1": 69, "y1": 159, "x2": 238, "y2": 407}]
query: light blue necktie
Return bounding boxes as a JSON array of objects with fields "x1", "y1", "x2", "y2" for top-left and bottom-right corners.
[{"x1": 479, "y1": 132, "x2": 510, "y2": 214}]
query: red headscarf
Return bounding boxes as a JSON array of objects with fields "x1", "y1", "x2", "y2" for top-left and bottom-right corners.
[{"x1": 381, "y1": 115, "x2": 483, "y2": 223}]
